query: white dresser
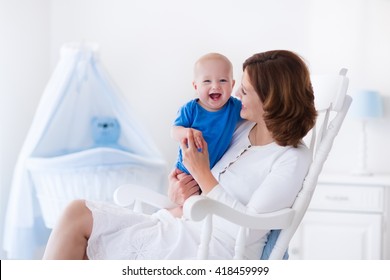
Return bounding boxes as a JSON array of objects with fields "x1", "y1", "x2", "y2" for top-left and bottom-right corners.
[{"x1": 289, "y1": 173, "x2": 390, "y2": 260}]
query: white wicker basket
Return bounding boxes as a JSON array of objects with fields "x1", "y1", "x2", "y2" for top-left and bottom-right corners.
[{"x1": 26, "y1": 148, "x2": 167, "y2": 228}]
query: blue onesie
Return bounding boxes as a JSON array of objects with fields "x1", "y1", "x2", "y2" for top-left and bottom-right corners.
[{"x1": 174, "y1": 96, "x2": 242, "y2": 174}]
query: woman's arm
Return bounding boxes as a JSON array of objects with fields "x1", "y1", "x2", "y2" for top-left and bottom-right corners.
[
  {"x1": 207, "y1": 147, "x2": 311, "y2": 214},
  {"x1": 179, "y1": 129, "x2": 218, "y2": 194},
  {"x1": 180, "y1": 128, "x2": 309, "y2": 214}
]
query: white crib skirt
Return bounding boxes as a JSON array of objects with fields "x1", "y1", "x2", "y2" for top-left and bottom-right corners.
[{"x1": 26, "y1": 147, "x2": 167, "y2": 228}]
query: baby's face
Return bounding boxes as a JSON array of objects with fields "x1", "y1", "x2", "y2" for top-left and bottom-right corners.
[{"x1": 193, "y1": 58, "x2": 235, "y2": 112}]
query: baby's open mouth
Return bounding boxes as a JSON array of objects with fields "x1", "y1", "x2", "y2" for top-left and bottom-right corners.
[{"x1": 209, "y1": 93, "x2": 221, "y2": 100}]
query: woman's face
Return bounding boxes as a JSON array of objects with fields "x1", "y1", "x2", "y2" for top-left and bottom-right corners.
[{"x1": 236, "y1": 69, "x2": 264, "y2": 122}]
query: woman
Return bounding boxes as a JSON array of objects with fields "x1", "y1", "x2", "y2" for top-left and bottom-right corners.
[{"x1": 43, "y1": 50, "x2": 317, "y2": 260}]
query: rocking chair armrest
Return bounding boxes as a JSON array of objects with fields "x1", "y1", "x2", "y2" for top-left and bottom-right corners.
[
  {"x1": 183, "y1": 196, "x2": 294, "y2": 230},
  {"x1": 114, "y1": 183, "x2": 178, "y2": 209}
]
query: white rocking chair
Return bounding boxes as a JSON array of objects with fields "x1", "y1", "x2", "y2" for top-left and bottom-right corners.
[{"x1": 114, "y1": 68, "x2": 352, "y2": 259}]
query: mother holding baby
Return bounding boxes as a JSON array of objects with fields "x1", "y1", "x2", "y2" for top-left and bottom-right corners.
[{"x1": 43, "y1": 49, "x2": 317, "y2": 260}]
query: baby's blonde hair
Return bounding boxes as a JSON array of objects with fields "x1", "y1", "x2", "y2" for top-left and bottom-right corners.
[{"x1": 193, "y1": 53, "x2": 233, "y2": 79}]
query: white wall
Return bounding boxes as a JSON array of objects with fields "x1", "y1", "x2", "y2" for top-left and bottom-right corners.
[
  {"x1": 0, "y1": 0, "x2": 50, "y2": 258},
  {"x1": 47, "y1": 0, "x2": 390, "y2": 174},
  {"x1": 48, "y1": 0, "x2": 312, "y2": 168},
  {"x1": 305, "y1": 0, "x2": 390, "y2": 174},
  {"x1": 1, "y1": 0, "x2": 390, "y2": 258}
]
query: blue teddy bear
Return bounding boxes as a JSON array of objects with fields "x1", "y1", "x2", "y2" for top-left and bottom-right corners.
[{"x1": 91, "y1": 116, "x2": 121, "y2": 147}]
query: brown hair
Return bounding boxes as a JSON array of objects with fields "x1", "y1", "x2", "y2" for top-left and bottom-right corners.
[{"x1": 243, "y1": 50, "x2": 317, "y2": 147}]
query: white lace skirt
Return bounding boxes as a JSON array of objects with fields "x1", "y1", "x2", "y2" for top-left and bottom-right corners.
[{"x1": 85, "y1": 201, "x2": 235, "y2": 260}]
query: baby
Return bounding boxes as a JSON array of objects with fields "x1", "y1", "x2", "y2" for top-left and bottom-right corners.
[{"x1": 172, "y1": 53, "x2": 242, "y2": 175}]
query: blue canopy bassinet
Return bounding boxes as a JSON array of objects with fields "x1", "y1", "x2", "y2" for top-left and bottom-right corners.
[{"x1": 3, "y1": 43, "x2": 167, "y2": 259}]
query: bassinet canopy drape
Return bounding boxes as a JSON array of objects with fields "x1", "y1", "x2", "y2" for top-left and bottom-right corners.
[{"x1": 3, "y1": 43, "x2": 167, "y2": 259}]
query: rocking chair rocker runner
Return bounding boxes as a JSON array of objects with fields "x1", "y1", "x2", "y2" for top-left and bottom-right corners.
[{"x1": 114, "y1": 68, "x2": 352, "y2": 260}]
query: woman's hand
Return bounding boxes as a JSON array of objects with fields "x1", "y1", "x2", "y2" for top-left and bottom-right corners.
[
  {"x1": 168, "y1": 168, "x2": 200, "y2": 206},
  {"x1": 180, "y1": 129, "x2": 218, "y2": 194},
  {"x1": 167, "y1": 168, "x2": 200, "y2": 218},
  {"x1": 180, "y1": 129, "x2": 209, "y2": 176}
]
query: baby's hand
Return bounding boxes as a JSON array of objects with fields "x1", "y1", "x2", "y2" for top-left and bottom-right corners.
[{"x1": 190, "y1": 129, "x2": 203, "y2": 151}]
